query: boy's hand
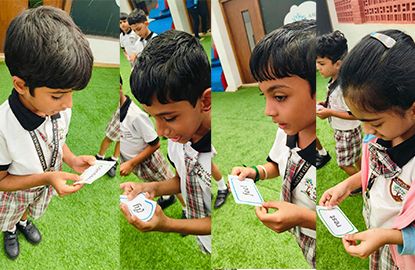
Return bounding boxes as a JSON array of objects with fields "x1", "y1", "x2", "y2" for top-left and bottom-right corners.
[
  {"x1": 316, "y1": 107, "x2": 332, "y2": 119},
  {"x1": 342, "y1": 229, "x2": 386, "y2": 258},
  {"x1": 120, "y1": 161, "x2": 134, "y2": 176},
  {"x1": 120, "y1": 182, "x2": 157, "y2": 200},
  {"x1": 120, "y1": 202, "x2": 168, "y2": 232},
  {"x1": 47, "y1": 171, "x2": 83, "y2": 196},
  {"x1": 231, "y1": 166, "x2": 256, "y2": 180},
  {"x1": 255, "y1": 201, "x2": 303, "y2": 233},
  {"x1": 68, "y1": 155, "x2": 96, "y2": 173},
  {"x1": 319, "y1": 181, "x2": 351, "y2": 207}
]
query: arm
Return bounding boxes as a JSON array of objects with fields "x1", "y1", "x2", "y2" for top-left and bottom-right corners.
[
  {"x1": 317, "y1": 107, "x2": 357, "y2": 120},
  {"x1": 398, "y1": 224, "x2": 415, "y2": 255},
  {"x1": 319, "y1": 171, "x2": 362, "y2": 207},
  {"x1": 62, "y1": 144, "x2": 95, "y2": 173},
  {"x1": 120, "y1": 141, "x2": 160, "y2": 176},
  {"x1": 231, "y1": 161, "x2": 280, "y2": 181},
  {"x1": 120, "y1": 173, "x2": 181, "y2": 199}
]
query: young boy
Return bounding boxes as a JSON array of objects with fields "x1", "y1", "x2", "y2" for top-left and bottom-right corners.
[
  {"x1": 316, "y1": 30, "x2": 362, "y2": 176},
  {"x1": 231, "y1": 20, "x2": 317, "y2": 267},
  {"x1": 127, "y1": 9, "x2": 157, "y2": 62},
  {"x1": 120, "y1": 12, "x2": 140, "y2": 67},
  {"x1": 0, "y1": 6, "x2": 94, "y2": 259},
  {"x1": 120, "y1": 30, "x2": 211, "y2": 253}
]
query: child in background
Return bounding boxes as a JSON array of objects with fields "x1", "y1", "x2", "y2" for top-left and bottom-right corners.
[
  {"x1": 231, "y1": 20, "x2": 317, "y2": 267},
  {"x1": 316, "y1": 30, "x2": 362, "y2": 176},
  {"x1": 120, "y1": 12, "x2": 140, "y2": 67},
  {"x1": 320, "y1": 30, "x2": 415, "y2": 269},
  {"x1": 0, "y1": 6, "x2": 94, "y2": 259}
]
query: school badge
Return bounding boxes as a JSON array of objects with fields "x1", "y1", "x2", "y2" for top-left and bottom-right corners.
[
  {"x1": 389, "y1": 177, "x2": 410, "y2": 202},
  {"x1": 301, "y1": 177, "x2": 316, "y2": 202}
]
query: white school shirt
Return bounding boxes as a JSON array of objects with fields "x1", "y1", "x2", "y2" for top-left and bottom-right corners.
[
  {"x1": 0, "y1": 89, "x2": 70, "y2": 175},
  {"x1": 134, "y1": 31, "x2": 158, "y2": 59},
  {"x1": 120, "y1": 30, "x2": 140, "y2": 59},
  {"x1": 119, "y1": 96, "x2": 159, "y2": 160},
  {"x1": 268, "y1": 128, "x2": 316, "y2": 239},
  {"x1": 326, "y1": 79, "x2": 360, "y2": 131},
  {"x1": 364, "y1": 136, "x2": 415, "y2": 229},
  {"x1": 167, "y1": 132, "x2": 212, "y2": 253}
]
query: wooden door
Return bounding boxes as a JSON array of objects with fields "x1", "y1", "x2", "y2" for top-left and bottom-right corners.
[
  {"x1": 221, "y1": 0, "x2": 265, "y2": 83},
  {"x1": 0, "y1": 0, "x2": 27, "y2": 53}
]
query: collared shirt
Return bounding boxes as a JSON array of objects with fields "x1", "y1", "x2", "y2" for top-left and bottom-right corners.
[
  {"x1": 119, "y1": 96, "x2": 159, "y2": 160},
  {"x1": 365, "y1": 135, "x2": 415, "y2": 229},
  {"x1": 134, "y1": 31, "x2": 158, "y2": 59},
  {"x1": 267, "y1": 128, "x2": 316, "y2": 238},
  {"x1": 167, "y1": 130, "x2": 212, "y2": 253},
  {"x1": 120, "y1": 30, "x2": 140, "y2": 58},
  {"x1": 0, "y1": 89, "x2": 71, "y2": 175}
]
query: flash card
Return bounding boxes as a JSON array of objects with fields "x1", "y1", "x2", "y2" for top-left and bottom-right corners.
[
  {"x1": 119, "y1": 195, "x2": 128, "y2": 204},
  {"x1": 317, "y1": 206, "x2": 358, "y2": 237},
  {"x1": 76, "y1": 160, "x2": 116, "y2": 184},
  {"x1": 126, "y1": 193, "x2": 156, "y2": 222},
  {"x1": 228, "y1": 175, "x2": 264, "y2": 206}
]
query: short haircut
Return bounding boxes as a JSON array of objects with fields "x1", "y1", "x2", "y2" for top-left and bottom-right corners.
[
  {"x1": 249, "y1": 19, "x2": 316, "y2": 95},
  {"x1": 127, "y1": 9, "x2": 147, "y2": 25},
  {"x1": 120, "y1": 12, "x2": 128, "y2": 21},
  {"x1": 340, "y1": 29, "x2": 415, "y2": 115},
  {"x1": 5, "y1": 6, "x2": 93, "y2": 96},
  {"x1": 316, "y1": 30, "x2": 348, "y2": 63},
  {"x1": 130, "y1": 30, "x2": 210, "y2": 107}
]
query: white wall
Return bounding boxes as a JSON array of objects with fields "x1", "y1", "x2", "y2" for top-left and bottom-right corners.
[
  {"x1": 167, "y1": 0, "x2": 192, "y2": 32},
  {"x1": 211, "y1": 0, "x2": 242, "y2": 92},
  {"x1": 326, "y1": 0, "x2": 415, "y2": 49},
  {"x1": 87, "y1": 36, "x2": 119, "y2": 66},
  {"x1": 120, "y1": 0, "x2": 132, "y2": 14}
]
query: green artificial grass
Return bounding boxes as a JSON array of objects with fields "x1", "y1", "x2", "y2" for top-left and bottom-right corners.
[
  {"x1": 0, "y1": 62, "x2": 120, "y2": 269},
  {"x1": 119, "y1": 39, "x2": 211, "y2": 269},
  {"x1": 212, "y1": 87, "x2": 310, "y2": 269},
  {"x1": 316, "y1": 72, "x2": 369, "y2": 270}
]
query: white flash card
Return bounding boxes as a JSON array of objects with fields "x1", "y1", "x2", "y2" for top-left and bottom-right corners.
[
  {"x1": 317, "y1": 206, "x2": 358, "y2": 238},
  {"x1": 228, "y1": 175, "x2": 264, "y2": 206},
  {"x1": 126, "y1": 193, "x2": 156, "y2": 222},
  {"x1": 119, "y1": 195, "x2": 128, "y2": 203},
  {"x1": 76, "y1": 160, "x2": 116, "y2": 184}
]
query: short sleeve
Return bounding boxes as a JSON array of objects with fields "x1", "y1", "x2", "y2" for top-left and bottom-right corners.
[
  {"x1": 0, "y1": 132, "x2": 12, "y2": 171},
  {"x1": 132, "y1": 113, "x2": 158, "y2": 145}
]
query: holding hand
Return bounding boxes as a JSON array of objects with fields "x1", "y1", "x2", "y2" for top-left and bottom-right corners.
[
  {"x1": 319, "y1": 181, "x2": 351, "y2": 207},
  {"x1": 120, "y1": 160, "x2": 135, "y2": 176},
  {"x1": 316, "y1": 107, "x2": 332, "y2": 119},
  {"x1": 342, "y1": 229, "x2": 386, "y2": 258},
  {"x1": 47, "y1": 171, "x2": 83, "y2": 196},
  {"x1": 68, "y1": 155, "x2": 96, "y2": 173},
  {"x1": 255, "y1": 201, "x2": 304, "y2": 233},
  {"x1": 120, "y1": 199, "x2": 168, "y2": 232},
  {"x1": 120, "y1": 181, "x2": 157, "y2": 200},
  {"x1": 231, "y1": 166, "x2": 256, "y2": 180}
]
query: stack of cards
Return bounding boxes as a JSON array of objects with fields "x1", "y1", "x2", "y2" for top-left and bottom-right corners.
[
  {"x1": 316, "y1": 205, "x2": 358, "y2": 237},
  {"x1": 228, "y1": 175, "x2": 264, "y2": 206},
  {"x1": 120, "y1": 193, "x2": 156, "y2": 222},
  {"x1": 76, "y1": 160, "x2": 116, "y2": 185}
]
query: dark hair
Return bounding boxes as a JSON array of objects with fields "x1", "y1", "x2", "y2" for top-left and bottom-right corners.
[
  {"x1": 4, "y1": 6, "x2": 93, "y2": 96},
  {"x1": 317, "y1": 30, "x2": 348, "y2": 62},
  {"x1": 130, "y1": 30, "x2": 210, "y2": 107},
  {"x1": 127, "y1": 9, "x2": 147, "y2": 25},
  {"x1": 340, "y1": 29, "x2": 415, "y2": 115},
  {"x1": 120, "y1": 12, "x2": 128, "y2": 21},
  {"x1": 249, "y1": 19, "x2": 316, "y2": 95}
]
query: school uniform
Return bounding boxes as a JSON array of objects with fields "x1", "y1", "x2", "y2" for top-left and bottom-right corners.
[
  {"x1": 268, "y1": 128, "x2": 316, "y2": 267},
  {"x1": 326, "y1": 79, "x2": 362, "y2": 167},
  {"x1": 120, "y1": 30, "x2": 140, "y2": 66},
  {"x1": 105, "y1": 106, "x2": 120, "y2": 142},
  {"x1": 119, "y1": 96, "x2": 173, "y2": 181},
  {"x1": 362, "y1": 134, "x2": 415, "y2": 270},
  {"x1": 0, "y1": 90, "x2": 70, "y2": 231},
  {"x1": 133, "y1": 31, "x2": 157, "y2": 60},
  {"x1": 167, "y1": 131, "x2": 212, "y2": 253}
]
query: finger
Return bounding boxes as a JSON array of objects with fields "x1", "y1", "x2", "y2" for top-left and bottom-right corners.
[
  {"x1": 230, "y1": 167, "x2": 242, "y2": 176},
  {"x1": 57, "y1": 184, "x2": 83, "y2": 196},
  {"x1": 318, "y1": 192, "x2": 331, "y2": 206},
  {"x1": 342, "y1": 238, "x2": 362, "y2": 257},
  {"x1": 120, "y1": 204, "x2": 133, "y2": 221},
  {"x1": 60, "y1": 172, "x2": 81, "y2": 182},
  {"x1": 344, "y1": 232, "x2": 363, "y2": 242},
  {"x1": 262, "y1": 201, "x2": 281, "y2": 209},
  {"x1": 120, "y1": 182, "x2": 132, "y2": 190},
  {"x1": 84, "y1": 155, "x2": 96, "y2": 165},
  {"x1": 255, "y1": 206, "x2": 268, "y2": 220}
]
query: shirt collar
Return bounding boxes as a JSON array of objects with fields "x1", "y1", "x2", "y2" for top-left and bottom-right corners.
[
  {"x1": 8, "y1": 89, "x2": 47, "y2": 131},
  {"x1": 121, "y1": 29, "x2": 132, "y2": 36},
  {"x1": 140, "y1": 31, "x2": 155, "y2": 42},
  {"x1": 328, "y1": 78, "x2": 339, "y2": 92},
  {"x1": 286, "y1": 134, "x2": 316, "y2": 166},
  {"x1": 377, "y1": 134, "x2": 415, "y2": 167},
  {"x1": 120, "y1": 95, "x2": 132, "y2": 122},
  {"x1": 190, "y1": 130, "x2": 211, "y2": 153}
]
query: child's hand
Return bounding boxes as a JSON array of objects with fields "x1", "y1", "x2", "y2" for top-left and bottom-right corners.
[
  {"x1": 319, "y1": 181, "x2": 351, "y2": 207},
  {"x1": 120, "y1": 202, "x2": 168, "y2": 232},
  {"x1": 342, "y1": 229, "x2": 387, "y2": 258},
  {"x1": 231, "y1": 166, "x2": 256, "y2": 180},
  {"x1": 120, "y1": 182, "x2": 157, "y2": 200},
  {"x1": 120, "y1": 161, "x2": 134, "y2": 176},
  {"x1": 69, "y1": 155, "x2": 96, "y2": 173},
  {"x1": 316, "y1": 107, "x2": 332, "y2": 119},
  {"x1": 47, "y1": 171, "x2": 83, "y2": 196},
  {"x1": 255, "y1": 201, "x2": 303, "y2": 233}
]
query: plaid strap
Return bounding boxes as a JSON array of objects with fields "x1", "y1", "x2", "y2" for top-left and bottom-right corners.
[
  {"x1": 184, "y1": 148, "x2": 209, "y2": 219},
  {"x1": 282, "y1": 150, "x2": 311, "y2": 202},
  {"x1": 368, "y1": 142, "x2": 401, "y2": 184}
]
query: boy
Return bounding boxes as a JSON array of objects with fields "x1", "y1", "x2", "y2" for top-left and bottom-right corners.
[
  {"x1": 316, "y1": 30, "x2": 362, "y2": 176},
  {"x1": 127, "y1": 9, "x2": 157, "y2": 62},
  {"x1": 0, "y1": 6, "x2": 94, "y2": 259},
  {"x1": 120, "y1": 12, "x2": 140, "y2": 66},
  {"x1": 231, "y1": 20, "x2": 317, "y2": 267},
  {"x1": 120, "y1": 30, "x2": 211, "y2": 253}
]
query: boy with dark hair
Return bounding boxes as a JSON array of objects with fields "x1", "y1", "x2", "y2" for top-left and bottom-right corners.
[
  {"x1": 120, "y1": 12, "x2": 140, "y2": 66},
  {"x1": 0, "y1": 6, "x2": 94, "y2": 259},
  {"x1": 120, "y1": 30, "x2": 211, "y2": 253},
  {"x1": 127, "y1": 9, "x2": 157, "y2": 58},
  {"x1": 231, "y1": 20, "x2": 317, "y2": 267},
  {"x1": 316, "y1": 30, "x2": 362, "y2": 177}
]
